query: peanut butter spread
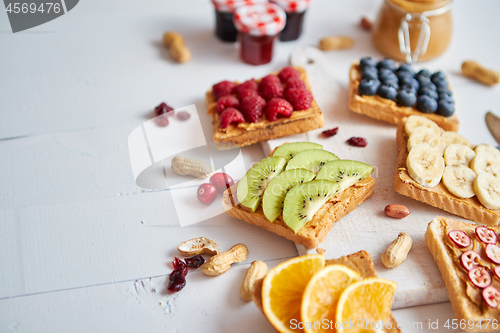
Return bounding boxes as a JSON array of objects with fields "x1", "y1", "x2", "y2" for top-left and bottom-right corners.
[{"x1": 444, "y1": 222, "x2": 500, "y2": 315}]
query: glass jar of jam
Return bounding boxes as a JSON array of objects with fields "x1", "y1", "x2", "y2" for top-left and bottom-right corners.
[
  {"x1": 270, "y1": 0, "x2": 311, "y2": 42},
  {"x1": 233, "y1": 3, "x2": 286, "y2": 65},
  {"x1": 373, "y1": 0, "x2": 453, "y2": 63},
  {"x1": 212, "y1": 0, "x2": 266, "y2": 43}
]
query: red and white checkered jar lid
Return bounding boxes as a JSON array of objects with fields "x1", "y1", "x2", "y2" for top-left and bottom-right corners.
[
  {"x1": 212, "y1": 0, "x2": 267, "y2": 13},
  {"x1": 270, "y1": 0, "x2": 311, "y2": 13},
  {"x1": 233, "y1": 3, "x2": 286, "y2": 36}
]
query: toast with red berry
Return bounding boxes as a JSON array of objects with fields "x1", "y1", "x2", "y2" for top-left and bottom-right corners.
[
  {"x1": 426, "y1": 217, "x2": 500, "y2": 332},
  {"x1": 348, "y1": 58, "x2": 460, "y2": 131},
  {"x1": 206, "y1": 66, "x2": 324, "y2": 149}
]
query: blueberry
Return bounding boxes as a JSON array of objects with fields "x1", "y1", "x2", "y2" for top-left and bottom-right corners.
[
  {"x1": 377, "y1": 84, "x2": 398, "y2": 101},
  {"x1": 437, "y1": 100, "x2": 455, "y2": 117},
  {"x1": 399, "y1": 76, "x2": 420, "y2": 91},
  {"x1": 439, "y1": 95, "x2": 455, "y2": 104},
  {"x1": 397, "y1": 89, "x2": 417, "y2": 107},
  {"x1": 433, "y1": 79, "x2": 448, "y2": 89},
  {"x1": 397, "y1": 64, "x2": 415, "y2": 75},
  {"x1": 400, "y1": 83, "x2": 417, "y2": 95},
  {"x1": 419, "y1": 86, "x2": 439, "y2": 100},
  {"x1": 416, "y1": 75, "x2": 432, "y2": 87},
  {"x1": 377, "y1": 58, "x2": 396, "y2": 71},
  {"x1": 381, "y1": 80, "x2": 399, "y2": 90},
  {"x1": 397, "y1": 71, "x2": 413, "y2": 81},
  {"x1": 361, "y1": 68, "x2": 378, "y2": 80},
  {"x1": 416, "y1": 69, "x2": 431, "y2": 78},
  {"x1": 378, "y1": 68, "x2": 397, "y2": 80},
  {"x1": 416, "y1": 95, "x2": 438, "y2": 113},
  {"x1": 431, "y1": 71, "x2": 447, "y2": 83},
  {"x1": 359, "y1": 57, "x2": 377, "y2": 71},
  {"x1": 437, "y1": 87, "x2": 452, "y2": 98},
  {"x1": 358, "y1": 78, "x2": 381, "y2": 96}
]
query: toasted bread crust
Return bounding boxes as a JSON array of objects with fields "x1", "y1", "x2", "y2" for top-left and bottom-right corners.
[
  {"x1": 222, "y1": 177, "x2": 375, "y2": 249},
  {"x1": 206, "y1": 67, "x2": 324, "y2": 148},
  {"x1": 253, "y1": 251, "x2": 400, "y2": 332},
  {"x1": 426, "y1": 217, "x2": 500, "y2": 332},
  {"x1": 393, "y1": 122, "x2": 500, "y2": 225},
  {"x1": 348, "y1": 62, "x2": 459, "y2": 132}
]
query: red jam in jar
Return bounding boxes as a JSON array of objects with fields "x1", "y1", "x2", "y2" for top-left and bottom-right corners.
[
  {"x1": 270, "y1": 0, "x2": 310, "y2": 41},
  {"x1": 212, "y1": 0, "x2": 267, "y2": 43},
  {"x1": 233, "y1": 3, "x2": 286, "y2": 65}
]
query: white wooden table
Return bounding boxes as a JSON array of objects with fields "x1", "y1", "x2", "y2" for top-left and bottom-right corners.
[{"x1": 1, "y1": 0, "x2": 500, "y2": 332}]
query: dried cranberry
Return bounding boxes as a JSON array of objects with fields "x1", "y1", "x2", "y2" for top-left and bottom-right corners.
[
  {"x1": 322, "y1": 127, "x2": 339, "y2": 137},
  {"x1": 184, "y1": 255, "x2": 205, "y2": 268},
  {"x1": 177, "y1": 111, "x2": 190, "y2": 121},
  {"x1": 347, "y1": 137, "x2": 368, "y2": 147},
  {"x1": 167, "y1": 269, "x2": 187, "y2": 292},
  {"x1": 172, "y1": 257, "x2": 187, "y2": 271},
  {"x1": 155, "y1": 114, "x2": 169, "y2": 127},
  {"x1": 154, "y1": 103, "x2": 174, "y2": 117}
]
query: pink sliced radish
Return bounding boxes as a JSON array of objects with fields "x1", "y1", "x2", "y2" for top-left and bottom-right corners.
[
  {"x1": 494, "y1": 266, "x2": 500, "y2": 280},
  {"x1": 475, "y1": 226, "x2": 498, "y2": 244},
  {"x1": 486, "y1": 244, "x2": 500, "y2": 264},
  {"x1": 448, "y1": 230, "x2": 471, "y2": 248},
  {"x1": 468, "y1": 267, "x2": 491, "y2": 288},
  {"x1": 461, "y1": 250, "x2": 482, "y2": 271},
  {"x1": 483, "y1": 286, "x2": 500, "y2": 309}
]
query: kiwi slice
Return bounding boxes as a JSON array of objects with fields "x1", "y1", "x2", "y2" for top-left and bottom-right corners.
[
  {"x1": 237, "y1": 156, "x2": 287, "y2": 212},
  {"x1": 286, "y1": 149, "x2": 339, "y2": 174},
  {"x1": 316, "y1": 160, "x2": 374, "y2": 192},
  {"x1": 283, "y1": 179, "x2": 340, "y2": 233},
  {"x1": 273, "y1": 142, "x2": 323, "y2": 162},
  {"x1": 262, "y1": 169, "x2": 316, "y2": 222}
]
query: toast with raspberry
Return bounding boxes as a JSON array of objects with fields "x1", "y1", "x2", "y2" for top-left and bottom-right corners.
[{"x1": 206, "y1": 66, "x2": 324, "y2": 149}]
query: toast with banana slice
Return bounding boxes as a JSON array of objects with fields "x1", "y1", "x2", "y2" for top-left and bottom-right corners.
[{"x1": 394, "y1": 115, "x2": 500, "y2": 225}]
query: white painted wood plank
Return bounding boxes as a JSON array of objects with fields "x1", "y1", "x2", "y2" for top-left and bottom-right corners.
[{"x1": 0, "y1": 191, "x2": 297, "y2": 299}]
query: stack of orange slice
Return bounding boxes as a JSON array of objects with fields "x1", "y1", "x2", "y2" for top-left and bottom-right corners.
[{"x1": 261, "y1": 254, "x2": 396, "y2": 333}]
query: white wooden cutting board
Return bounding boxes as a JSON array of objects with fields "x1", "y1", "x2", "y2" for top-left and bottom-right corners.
[{"x1": 261, "y1": 47, "x2": 474, "y2": 309}]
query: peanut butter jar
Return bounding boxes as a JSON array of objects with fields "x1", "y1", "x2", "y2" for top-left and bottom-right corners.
[{"x1": 373, "y1": 0, "x2": 453, "y2": 63}]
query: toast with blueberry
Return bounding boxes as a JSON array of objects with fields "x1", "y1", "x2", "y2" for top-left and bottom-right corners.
[{"x1": 348, "y1": 58, "x2": 460, "y2": 131}]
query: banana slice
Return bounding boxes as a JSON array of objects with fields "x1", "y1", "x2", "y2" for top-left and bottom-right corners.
[
  {"x1": 475, "y1": 144, "x2": 500, "y2": 161},
  {"x1": 441, "y1": 131, "x2": 474, "y2": 148},
  {"x1": 442, "y1": 165, "x2": 477, "y2": 198},
  {"x1": 408, "y1": 126, "x2": 447, "y2": 155},
  {"x1": 474, "y1": 173, "x2": 500, "y2": 210},
  {"x1": 407, "y1": 143, "x2": 445, "y2": 188},
  {"x1": 404, "y1": 115, "x2": 441, "y2": 136},
  {"x1": 470, "y1": 152, "x2": 500, "y2": 178},
  {"x1": 444, "y1": 144, "x2": 476, "y2": 166}
]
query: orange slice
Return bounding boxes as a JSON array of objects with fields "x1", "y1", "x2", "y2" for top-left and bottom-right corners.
[
  {"x1": 262, "y1": 254, "x2": 325, "y2": 333},
  {"x1": 336, "y1": 278, "x2": 397, "y2": 333},
  {"x1": 301, "y1": 265, "x2": 361, "y2": 333}
]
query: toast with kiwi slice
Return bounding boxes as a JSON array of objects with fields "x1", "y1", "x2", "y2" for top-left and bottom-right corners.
[{"x1": 222, "y1": 142, "x2": 375, "y2": 249}]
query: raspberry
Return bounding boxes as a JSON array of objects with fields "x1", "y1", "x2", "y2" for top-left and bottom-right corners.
[
  {"x1": 260, "y1": 80, "x2": 284, "y2": 101},
  {"x1": 212, "y1": 80, "x2": 236, "y2": 100},
  {"x1": 216, "y1": 95, "x2": 240, "y2": 114},
  {"x1": 278, "y1": 67, "x2": 301, "y2": 82},
  {"x1": 265, "y1": 98, "x2": 293, "y2": 122},
  {"x1": 285, "y1": 77, "x2": 306, "y2": 90},
  {"x1": 237, "y1": 89, "x2": 259, "y2": 100},
  {"x1": 260, "y1": 75, "x2": 280, "y2": 87},
  {"x1": 219, "y1": 108, "x2": 245, "y2": 129},
  {"x1": 235, "y1": 79, "x2": 258, "y2": 95},
  {"x1": 240, "y1": 95, "x2": 266, "y2": 123},
  {"x1": 284, "y1": 88, "x2": 313, "y2": 111}
]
